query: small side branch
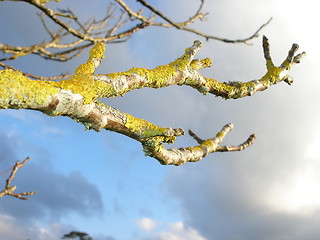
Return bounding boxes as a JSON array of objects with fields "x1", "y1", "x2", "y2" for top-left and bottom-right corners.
[
  {"x1": 94, "y1": 37, "x2": 305, "y2": 100},
  {"x1": 0, "y1": 157, "x2": 36, "y2": 200},
  {"x1": 143, "y1": 124, "x2": 256, "y2": 165},
  {"x1": 136, "y1": 0, "x2": 182, "y2": 29},
  {"x1": 189, "y1": 36, "x2": 306, "y2": 98},
  {"x1": 0, "y1": 38, "x2": 304, "y2": 166}
]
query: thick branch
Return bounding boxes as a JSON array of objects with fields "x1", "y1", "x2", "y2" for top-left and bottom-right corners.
[
  {"x1": 94, "y1": 37, "x2": 305, "y2": 99},
  {"x1": 0, "y1": 38, "x2": 305, "y2": 165}
]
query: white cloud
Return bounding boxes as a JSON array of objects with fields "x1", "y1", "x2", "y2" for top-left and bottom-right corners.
[
  {"x1": 137, "y1": 217, "x2": 157, "y2": 232},
  {"x1": 263, "y1": 158, "x2": 320, "y2": 215},
  {"x1": 137, "y1": 219, "x2": 206, "y2": 240},
  {"x1": 0, "y1": 214, "x2": 69, "y2": 240},
  {"x1": 156, "y1": 222, "x2": 206, "y2": 240}
]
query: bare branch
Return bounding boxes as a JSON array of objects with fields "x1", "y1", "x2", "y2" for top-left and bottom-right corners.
[
  {"x1": 0, "y1": 0, "x2": 273, "y2": 80},
  {"x1": 136, "y1": 0, "x2": 182, "y2": 29},
  {"x1": 188, "y1": 129, "x2": 205, "y2": 144},
  {"x1": 216, "y1": 133, "x2": 256, "y2": 152},
  {"x1": 22, "y1": 0, "x2": 97, "y2": 42},
  {"x1": 135, "y1": 0, "x2": 271, "y2": 44},
  {"x1": 0, "y1": 157, "x2": 36, "y2": 200},
  {"x1": 154, "y1": 17, "x2": 272, "y2": 44},
  {"x1": 0, "y1": 61, "x2": 71, "y2": 80}
]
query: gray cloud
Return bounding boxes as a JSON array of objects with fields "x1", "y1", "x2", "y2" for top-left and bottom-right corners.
[
  {"x1": 156, "y1": 1, "x2": 320, "y2": 239},
  {"x1": 1, "y1": 0, "x2": 319, "y2": 240},
  {"x1": 162, "y1": 64, "x2": 320, "y2": 239},
  {"x1": 0, "y1": 133, "x2": 103, "y2": 224},
  {"x1": 165, "y1": 158, "x2": 320, "y2": 240}
]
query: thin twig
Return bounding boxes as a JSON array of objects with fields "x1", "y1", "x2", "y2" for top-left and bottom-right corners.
[
  {"x1": 0, "y1": 62, "x2": 71, "y2": 80},
  {"x1": 0, "y1": 157, "x2": 36, "y2": 200},
  {"x1": 136, "y1": 0, "x2": 182, "y2": 29}
]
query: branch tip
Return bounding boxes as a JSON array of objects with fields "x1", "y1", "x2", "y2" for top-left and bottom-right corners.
[
  {"x1": 217, "y1": 132, "x2": 256, "y2": 152},
  {"x1": 222, "y1": 123, "x2": 233, "y2": 132},
  {"x1": 284, "y1": 76, "x2": 293, "y2": 85},
  {"x1": 286, "y1": 43, "x2": 299, "y2": 63},
  {"x1": 193, "y1": 40, "x2": 202, "y2": 49},
  {"x1": 262, "y1": 35, "x2": 271, "y2": 61},
  {"x1": 293, "y1": 51, "x2": 306, "y2": 63}
]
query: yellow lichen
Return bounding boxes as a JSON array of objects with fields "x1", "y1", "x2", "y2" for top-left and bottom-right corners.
[
  {"x1": 106, "y1": 63, "x2": 178, "y2": 90},
  {"x1": 88, "y1": 42, "x2": 105, "y2": 62},
  {"x1": 57, "y1": 74, "x2": 114, "y2": 104},
  {"x1": 74, "y1": 42, "x2": 105, "y2": 75},
  {"x1": 36, "y1": 0, "x2": 58, "y2": 4},
  {"x1": 132, "y1": 64, "x2": 177, "y2": 88},
  {"x1": 125, "y1": 113, "x2": 176, "y2": 144},
  {"x1": 75, "y1": 62, "x2": 96, "y2": 75},
  {"x1": 55, "y1": 42, "x2": 110, "y2": 104},
  {"x1": 261, "y1": 63, "x2": 283, "y2": 86},
  {"x1": 190, "y1": 58, "x2": 212, "y2": 70},
  {"x1": 125, "y1": 113, "x2": 165, "y2": 135},
  {"x1": 0, "y1": 69, "x2": 58, "y2": 108}
]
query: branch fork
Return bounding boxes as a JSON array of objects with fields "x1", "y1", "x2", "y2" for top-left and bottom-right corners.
[
  {"x1": 0, "y1": 157, "x2": 36, "y2": 200},
  {"x1": 0, "y1": 37, "x2": 305, "y2": 166},
  {"x1": 0, "y1": 0, "x2": 272, "y2": 80}
]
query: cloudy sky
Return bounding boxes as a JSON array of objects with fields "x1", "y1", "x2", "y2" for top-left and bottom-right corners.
[{"x1": 0, "y1": 0, "x2": 319, "y2": 239}]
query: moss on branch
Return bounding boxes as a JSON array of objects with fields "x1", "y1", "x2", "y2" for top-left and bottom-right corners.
[{"x1": 0, "y1": 37, "x2": 305, "y2": 165}]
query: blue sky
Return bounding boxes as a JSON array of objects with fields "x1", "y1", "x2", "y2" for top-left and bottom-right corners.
[{"x1": 1, "y1": 0, "x2": 320, "y2": 239}]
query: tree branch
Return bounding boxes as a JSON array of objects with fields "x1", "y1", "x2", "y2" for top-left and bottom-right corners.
[
  {"x1": 143, "y1": 124, "x2": 256, "y2": 165},
  {"x1": 135, "y1": 0, "x2": 271, "y2": 43},
  {"x1": 0, "y1": 37, "x2": 305, "y2": 165},
  {"x1": 0, "y1": 157, "x2": 36, "y2": 200},
  {"x1": 0, "y1": 0, "x2": 272, "y2": 80},
  {"x1": 136, "y1": 0, "x2": 183, "y2": 29}
]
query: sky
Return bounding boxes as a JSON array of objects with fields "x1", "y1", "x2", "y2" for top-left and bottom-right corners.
[{"x1": 0, "y1": 0, "x2": 319, "y2": 239}]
